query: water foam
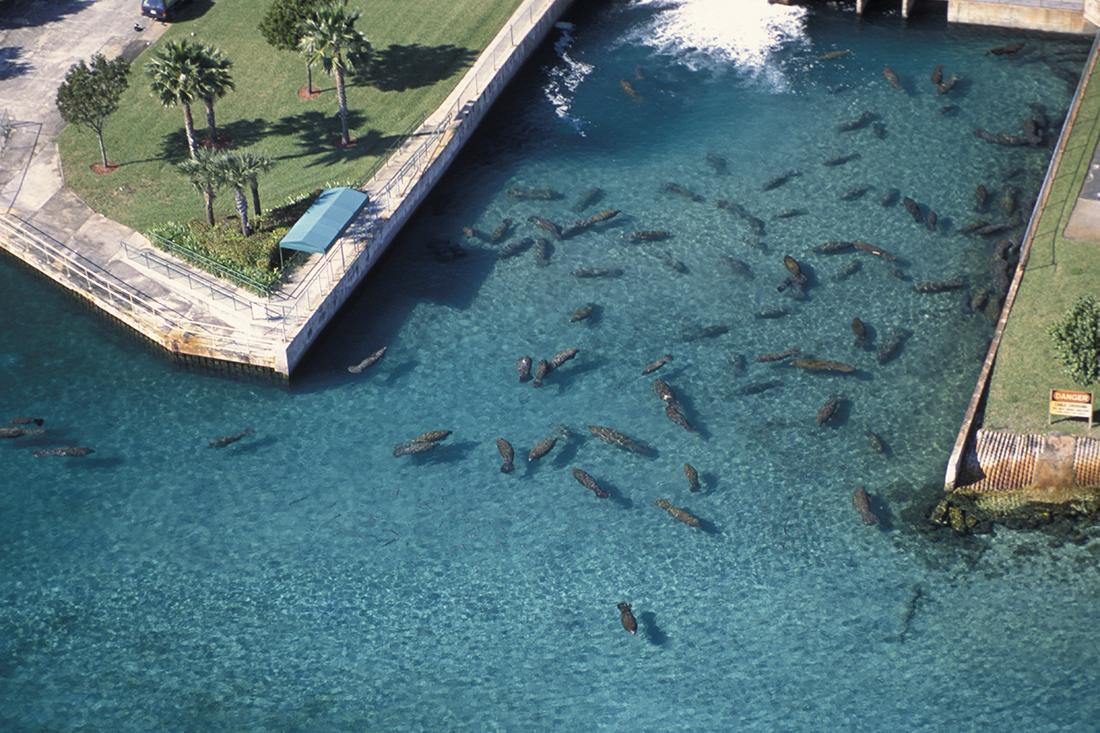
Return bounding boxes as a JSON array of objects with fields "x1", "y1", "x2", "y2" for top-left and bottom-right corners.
[
  {"x1": 544, "y1": 23, "x2": 594, "y2": 134},
  {"x1": 630, "y1": 0, "x2": 808, "y2": 87}
]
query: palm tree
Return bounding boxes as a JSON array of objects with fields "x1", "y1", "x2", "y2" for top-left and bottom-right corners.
[
  {"x1": 177, "y1": 148, "x2": 224, "y2": 227},
  {"x1": 196, "y1": 47, "x2": 234, "y2": 145},
  {"x1": 214, "y1": 151, "x2": 270, "y2": 236},
  {"x1": 146, "y1": 39, "x2": 205, "y2": 159},
  {"x1": 236, "y1": 151, "x2": 274, "y2": 216},
  {"x1": 298, "y1": 0, "x2": 370, "y2": 147}
]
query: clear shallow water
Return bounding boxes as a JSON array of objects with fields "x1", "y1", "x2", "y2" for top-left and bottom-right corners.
[{"x1": 2, "y1": 2, "x2": 1098, "y2": 730}]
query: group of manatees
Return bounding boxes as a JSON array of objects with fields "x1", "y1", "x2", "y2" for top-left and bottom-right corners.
[{"x1": 1, "y1": 416, "x2": 95, "y2": 458}]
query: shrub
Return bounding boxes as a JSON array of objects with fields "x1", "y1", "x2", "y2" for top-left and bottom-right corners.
[
  {"x1": 147, "y1": 219, "x2": 286, "y2": 295},
  {"x1": 1050, "y1": 295, "x2": 1100, "y2": 385}
]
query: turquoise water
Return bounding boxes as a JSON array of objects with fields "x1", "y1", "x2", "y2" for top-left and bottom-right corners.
[{"x1": 2, "y1": 2, "x2": 1098, "y2": 730}]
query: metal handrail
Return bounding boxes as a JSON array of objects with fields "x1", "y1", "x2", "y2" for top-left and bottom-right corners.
[
  {"x1": 123, "y1": 241, "x2": 253, "y2": 313},
  {"x1": 146, "y1": 231, "x2": 278, "y2": 296}
]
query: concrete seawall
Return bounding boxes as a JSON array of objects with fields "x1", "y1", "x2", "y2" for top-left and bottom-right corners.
[
  {"x1": 275, "y1": 0, "x2": 576, "y2": 374},
  {"x1": 948, "y1": 0, "x2": 1096, "y2": 33}
]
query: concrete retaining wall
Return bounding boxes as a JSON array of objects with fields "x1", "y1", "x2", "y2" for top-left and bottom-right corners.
[
  {"x1": 277, "y1": 0, "x2": 576, "y2": 374},
  {"x1": 948, "y1": 0, "x2": 1096, "y2": 33}
]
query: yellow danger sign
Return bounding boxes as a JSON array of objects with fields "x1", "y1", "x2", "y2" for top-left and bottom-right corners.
[{"x1": 1049, "y1": 389, "x2": 1094, "y2": 428}]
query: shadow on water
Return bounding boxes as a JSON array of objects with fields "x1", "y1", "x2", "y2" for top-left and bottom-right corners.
[
  {"x1": 355, "y1": 44, "x2": 477, "y2": 92},
  {"x1": 0, "y1": 0, "x2": 93, "y2": 29},
  {"x1": 700, "y1": 471, "x2": 719, "y2": 495},
  {"x1": 639, "y1": 611, "x2": 668, "y2": 646},
  {"x1": 228, "y1": 435, "x2": 278, "y2": 456},
  {"x1": 412, "y1": 440, "x2": 478, "y2": 465},
  {"x1": 70, "y1": 455, "x2": 124, "y2": 470},
  {"x1": 601, "y1": 478, "x2": 634, "y2": 510},
  {"x1": 0, "y1": 46, "x2": 30, "y2": 80},
  {"x1": 870, "y1": 491, "x2": 895, "y2": 531},
  {"x1": 551, "y1": 356, "x2": 610, "y2": 393},
  {"x1": 551, "y1": 433, "x2": 586, "y2": 468}
]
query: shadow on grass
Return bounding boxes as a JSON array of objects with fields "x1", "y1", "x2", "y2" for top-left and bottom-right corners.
[
  {"x1": 167, "y1": 0, "x2": 214, "y2": 24},
  {"x1": 355, "y1": 44, "x2": 476, "y2": 92},
  {"x1": 266, "y1": 109, "x2": 404, "y2": 167},
  {"x1": 156, "y1": 117, "x2": 272, "y2": 163},
  {"x1": 0, "y1": 46, "x2": 30, "y2": 80}
]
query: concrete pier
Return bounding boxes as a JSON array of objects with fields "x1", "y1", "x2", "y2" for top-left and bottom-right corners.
[{"x1": 947, "y1": 0, "x2": 1097, "y2": 33}]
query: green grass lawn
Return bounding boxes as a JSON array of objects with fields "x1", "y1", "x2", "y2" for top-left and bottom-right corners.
[
  {"x1": 983, "y1": 50, "x2": 1100, "y2": 437},
  {"x1": 58, "y1": 0, "x2": 521, "y2": 233}
]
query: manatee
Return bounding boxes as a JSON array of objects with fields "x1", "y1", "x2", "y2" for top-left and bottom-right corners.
[
  {"x1": 705, "y1": 152, "x2": 729, "y2": 175},
  {"x1": 348, "y1": 346, "x2": 387, "y2": 374},
  {"x1": 462, "y1": 226, "x2": 487, "y2": 241},
  {"x1": 865, "y1": 429, "x2": 886, "y2": 454},
  {"x1": 852, "y1": 317, "x2": 868, "y2": 348},
  {"x1": 9, "y1": 417, "x2": 44, "y2": 426},
  {"x1": 573, "y1": 267, "x2": 623, "y2": 279},
  {"x1": 617, "y1": 602, "x2": 638, "y2": 635},
  {"x1": 880, "y1": 188, "x2": 900, "y2": 207},
  {"x1": 975, "y1": 184, "x2": 989, "y2": 212},
  {"x1": 837, "y1": 111, "x2": 876, "y2": 133},
  {"x1": 661, "y1": 253, "x2": 688, "y2": 274},
  {"x1": 840, "y1": 186, "x2": 871, "y2": 201},
  {"x1": 940, "y1": 105, "x2": 960, "y2": 116},
  {"x1": 914, "y1": 278, "x2": 966, "y2": 293},
  {"x1": 588, "y1": 425, "x2": 655, "y2": 456},
  {"x1": 970, "y1": 288, "x2": 991, "y2": 313},
  {"x1": 777, "y1": 255, "x2": 807, "y2": 293},
  {"x1": 936, "y1": 74, "x2": 960, "y2": 95},
  {"x1": 815, "y1": 240, "x2": 855, "y2": 255},
  {"x1": 508, "y1": 186, "x2": 563, "y2": 201},
  {"x1": 629, "y1": 230, "x2": 671, "y2": 242},
  {"x1": 852, "y1": 487, "x2": 880, "y2": 525},
  {"x1": 762, "y1": 170, "x2": 802, "y2": 191},
  {"x1": 876, "y1": 329, "x2": 909, "y2": 364},
  {"x1": 528, "y1": 215, "x2": 563, "y2": 240},
  {"x1": 684, "y1": 463, "x2": 701, "y2": 492},
  {"x1": 572, "y1": 187, "x2": 604, "y2": 213},
  {"x1": 620, "y1": 79, "x2": 641, "y2": 102},
  {"x1": 412, "y1": 430, "x2": 451, "y2": 443},
  {"x1": 655, "y1": 498, "x2": 701, "y2": 528},
  {"x1": 0, "y1": 427, "x2": 43, "y2": 439},
  {"x1": 729, "y1": 353, "x2": 746, "y2": 374},
  {"x1": 498, "y1": 237, "x2": 534, "y2": 259},
  {"x1": 570, "y1": 303, "x2": 596, "y2": 323},
  {"x1": 931, "y1": 64, "x2": 943, "y2": 86},
  {"x1": 972, "y1": 221, "x2": 1015, "y2": 237},
  {"x1": 550, "y1": 348, "x2": 579, "y2": 369},
  {"x1": 208, "y1": 427, "x2": 254, "y2": 449},
  {"x1": 661, "y1": 182, "x2": 705, "y2": 203},
  {"x1": 33, "y1": 447, "x2": 94, "y2": 458},
  {"x1": 819, "y1": 48, "x2": 851, "y2": 61},
  {"x1": 529, "y1": 436, "x2": 558, "y2": 462},
  {"x1": 872, "y1": 121, "x2": 887, "y2": 140},
  {"x1": 535, "y1": 237, "x2": 553, "y2": 267},
  {"x1": 517, "y1": 355, "x2": 533, "y2": 383},
  {"x1": 1000, "y1": 186, "x2": 1019, "y2": 217},
  {"x1": 732, "y1": 380, "x2": 784, "y2": 396},
  {"x1": 720, "y1": 255, "x2": 753, "y2": 279},
  {"x1": 835, "y1": 260, "x2": 862, "y2": 280},
  {"x1": 642, "y1": 354, "x2": 673, "y2": 375},
  {"x1": 790, "y1": 358, "x2": 856, "y2": 374},
  {"x1": 902, "y1": 196, "x2": 922, "y2": 222},
  {"x1": 755, "y1": 348, "x2": 800, "y2": 363},
  {"x1": 816, "y1": 395, "x2": 841, "y2": 426},
  {"x1": 925, "y1": 210, "x2": 938, "y2": 232},
  {"x1": 774, "y1": 208, "x2": 808, "y2": 219},
  {"x1": 490, "y1": 218, "x2": 514, "y2": 243},
  {"x1": 572, "y1": 467, "x2": 609, "y2": 498},
  {"x1": 653, "y1": 378, "x2": 676, "y2": 404},
  {"x1": 497, "y1": 438, "x2": 515, "y2": 474},
  {"x1": 852, "y1": 241, "x2": 897, "y2": 261},
  {"x1": 824, "y1": 153, "x2": 861, "y2": 167},
  {"x1": 974, "y1": 128, "x2": 1030, "y2": 147},
  {"x1": 883, "y1": 66, "x2": 901, "y2": 90},
  {"x1": 532, "y1": 359, "x2": 550, "y2": 388},
  {"x1": 392, "y1": 440, "x2": 439, "y2": 458},
  {"x1": 989, "y1": 42, "x2": 1025, "y2": 56},
  {"x1": 664, "y1": 401, "x2": 694, "y2": 432},
  {"x1": 562, "y1": 209, "x2": 620, "y2": 239},
  {"x1": 959, "y1": 219, "x2": 990, "y2": 235}
]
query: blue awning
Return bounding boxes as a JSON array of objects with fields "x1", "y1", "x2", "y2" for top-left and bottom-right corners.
[{"x1": 278, "y1": 187, "x2": 368, "y2": 254}]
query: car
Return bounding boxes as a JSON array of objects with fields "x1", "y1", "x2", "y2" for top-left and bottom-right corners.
[{"x1": 140, "y1": 0, "x2": 191, "y2": 21}]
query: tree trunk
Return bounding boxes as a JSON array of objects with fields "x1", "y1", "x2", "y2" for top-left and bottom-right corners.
[
  {"x1": 250, "y1": 179, "x2": 261, "y2": 216},
  {"x1": 335, "y1": 66, "x2": 349, "y2": 146},
  {"x1": 203, "y1": 187, "x2": 215, "y2": 227},
  {"x1": 234, "y1": 187, "x2": 251, "y2": 236},
  {"x1": 182, "y1": 103, "x2": 198, "y2": 159},
  {"x1": 204, "y1": 98, "x2": 217, "y2": 144},
  {"x1": 95, "y1": 128, "x2": 109, "y2": 168},
  {"x1": 306, "y1": 61, "x2": 314, "y2": 94}
]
